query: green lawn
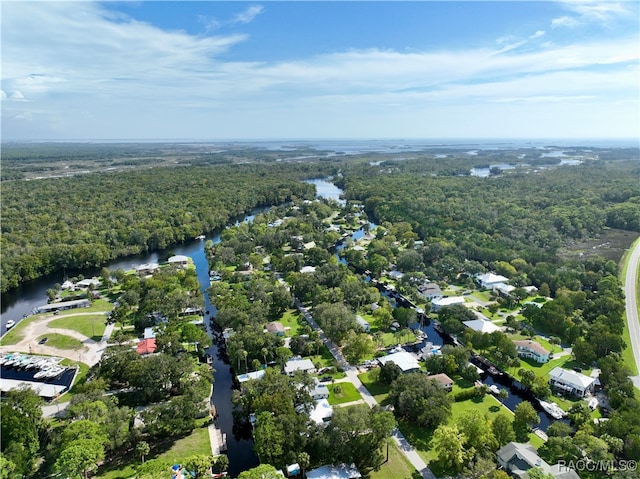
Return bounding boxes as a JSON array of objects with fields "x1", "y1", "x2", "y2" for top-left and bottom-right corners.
[
  {"x1": 41, "y1": 333, "x2": 85, "y2": 350},
  {"x1": 327, "y1": 382, "x2": 362, "y2": 405},
  {"x1": 358, "y1": 370, "x2": 391, "y2": 404},
  {"x1": 370, "y1": 440, "x2": 417, "y2": 479},
  {"x1": 49, "y1": 314, "x2": 107, "y2": 341},
  {"x1": 279, "y1": 308, "x2": 304, "y2": 337}
]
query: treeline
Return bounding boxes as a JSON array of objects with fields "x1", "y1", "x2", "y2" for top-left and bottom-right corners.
[{"x1": 1, "y1": 163, "x2": 333, "y2": 292}]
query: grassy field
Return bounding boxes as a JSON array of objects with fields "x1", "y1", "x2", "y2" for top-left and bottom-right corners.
[
  {"x1": 49, "y1": 314, "x2": 107, "y2": 341},
  {"x1": 0, "y1": 314, "x2": 43, "y2": 345},
  {"x1": 40, "y1": 333, "x2": 85, "y2": 350},
  {"x1": 370, "y1": 440, "x2": 418, "y2": 479},
  {"x1": 279, "y1": 308, "x2": 305, "y2": 337},
  {"x1": 327, "y1": 382, "x2": 362, "y2": 405},
  {"x1": 358, "y1": 370, "x2": 391, "y2": 404}
]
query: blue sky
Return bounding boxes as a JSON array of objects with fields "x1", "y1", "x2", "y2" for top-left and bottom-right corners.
[{"x1": 2, "y1": 1, "x2": 638, "y2": 140}]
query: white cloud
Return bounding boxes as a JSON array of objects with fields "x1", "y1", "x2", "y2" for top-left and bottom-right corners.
[
  {"x1": 198, "y1": 15, "x2": 221, "y2": 33},
  {"x1": 1, "y1": 1, "x2": 637, "y2": 140},
  {"x1": 551, "y1": 0, "x2": 633, "y2": 27},
  {"x1": 233, "y1": 5, "x2": 264, "y2": 25}
]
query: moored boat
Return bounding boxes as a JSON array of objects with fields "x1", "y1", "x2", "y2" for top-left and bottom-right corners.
[
  {"x1": 539, "y1": 400, "x2": 566, "y2": 419},
  {"x1": 5, "y1": 320, "x2": 15, "y2": 329}
]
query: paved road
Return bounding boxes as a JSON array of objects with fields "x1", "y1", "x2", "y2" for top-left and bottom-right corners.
[
  {"x1": 624, "y1": 237, "x2": 640, "y2": 388},
  {"x1": 291, "y1": 293, "x2": 436, "y2": 479}
]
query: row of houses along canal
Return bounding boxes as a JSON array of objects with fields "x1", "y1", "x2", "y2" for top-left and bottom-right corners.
[{"x1": 2, "y1": 179, "x2": 570, "y2": 477}]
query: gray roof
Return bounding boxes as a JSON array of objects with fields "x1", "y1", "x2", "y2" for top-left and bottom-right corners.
[
  {"x1": 306, "y1": 464, "x2": 361, "y2": 479},
  {"x1": 497, "y1": 442, "x2": 581, "y2": 479}
]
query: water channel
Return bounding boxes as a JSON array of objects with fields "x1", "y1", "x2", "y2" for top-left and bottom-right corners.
[{"x1": 2, "y1": 178, "x2": 562, "y2": 472}]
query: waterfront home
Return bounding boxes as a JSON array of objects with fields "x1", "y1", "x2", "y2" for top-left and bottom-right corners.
[
  {"x1": 497, "y1": 442, "x2": 580, "y2": 479},
  {"x1": 168, "y1": 255, "x2": 189, "y2": 267},
  {"x1": 237, "y1": 370, "x2": 266, "y2": 384},
  {"x1": 549, "y1": 367, "x2": 596, "y2": 397},
  {"x1": 377, "y1": 351, "x2": 420, "y2": 373},
  {"x1": 431, "y1": 296, "x2": 465, "y2": 312},
  {"x1": 306, "y1": 464, "x2": 361, "y2": 479},
  {"x1": 514, "y1": 340, "x2": 550, "y2": 363},
  {"x1": 418, "y1": 282, "x2": 442, "y2": 300},
  {"x1": 463, "y1": 318, "x2": 501, "y2": 334},
  {"x1": 136, "y1": 262, "x2": 160, "y2": 276}
]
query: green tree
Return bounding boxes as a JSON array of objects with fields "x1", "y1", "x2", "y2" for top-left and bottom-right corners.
[
  {"x1": 513, "y1": 401, "x2": 540, "y2": 441},
  {"x1": 342, "y1": 331, "x2": 374, "y2": 364},
  {"x1": 54, "y1": 439, "x2": 105, "y2": 479},
  {"x1": 184, "y1": 454, "x2": 214, "y2": 478},
  {"x1": 237, "y1": 464, "x2": 282, "y2": 479},
  {"x1": 254, "y1": 412, "x2": 286, "y2": 467},
  {"x1": 432, "y1": 424, "x2": 468, "y2": 473},
  {"x1": 388, "y1": 373, "x2": 452, "y2": 429},
  {"x1": 491, "y1": 414, "x2": 515, "y2": 447},
  {"x1": 136, "y1": 441, "x2": 150, "y2": 464}
]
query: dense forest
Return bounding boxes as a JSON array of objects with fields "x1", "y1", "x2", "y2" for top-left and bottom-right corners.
[
  {"x1": 338, "y1": 159, "x2": 640, "y2": 269},
  {"x1": 0, "y1": 162, "x2": 334, "y2": 292}
]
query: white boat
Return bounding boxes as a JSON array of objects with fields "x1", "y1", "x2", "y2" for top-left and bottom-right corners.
[
  {"x1": 5, "y1": 320, "x2": 15, "y2": 329},
  {"x1": 4, "y1": 355, "x2": 24, "y2": 367},
  {"x1": 488, "y1": 385, "x2": 501, "y2": 395},
  {"x1": 34, "y1": 368, "x2": 52, "y2": 379},
  {"x1": 44, "y1": 367, "x2": 65, "y2": 378},
  {"x1": 539, "y1": 400, "x2": 566, "y2": 419},
  {"x1": 195, "y1": 235, "x2": 206, "y2": 240}
]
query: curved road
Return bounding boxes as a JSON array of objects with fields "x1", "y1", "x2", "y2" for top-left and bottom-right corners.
[{"x1": 624, "y1": 237, "x2": 640, "y2": 388}]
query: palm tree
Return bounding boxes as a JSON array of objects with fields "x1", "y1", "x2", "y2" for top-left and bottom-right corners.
[
  {"x1": 136, "y1": 441, "x2": 150, "y2": 464},
  {"x1": 261, "y1": 347, "x2": 269, "y2": 367},
  {"x1": 240, "y1": 349, "x2": 248, "y2": 372},
  {"x1": 297, "y1": 452, "x2": 310, "y2": 477}
]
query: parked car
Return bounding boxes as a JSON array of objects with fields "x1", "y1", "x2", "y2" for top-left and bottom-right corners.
[{"x1": 38, "y1": 337, "x2": 48, "y2": 345}]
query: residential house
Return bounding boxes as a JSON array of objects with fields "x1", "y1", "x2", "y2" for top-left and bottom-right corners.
[
  {"x1": 265, "y1": 322, "x2": 286, "y2": 336},
  {"x1": 549, "y1": 367, "x2": 596, "y2": 397},
  {"x1": 427, "y1": 373, "x2": 454, "y2": 391},
  {"x1": 418, "y1": 282, "x2": 442, "y2": 300},
  {"x1": 514, "y1": 340, "x2": 550, "y2": 363},
  {"x1": 430, "y1": 296, "x2": 465, "y2": 312},
  {"x1": 355, "y1": 315, "x2": 370, "y2": 333},
  {"x1": 309, "y1": 379, "x2": 330, "y2": 400},
  {"x1": 136, "y1": 262, "x2": 159, "y2": 276},
  {"x1": 306, "y1": 464, "x2": 362, "y2": 479},
  {"x1": 237, "y1": 370, "x2": 265, "y2": 384},
  {"x1": 463, "y1": 318, "x2": 501, "y2": 334},
  {"x1": 497, "y1": 442, "x2": 580, "y2": 479},
  {"x1": 308, "y1": 398, "x2": 333, "y2": 425},
  {"x1": 136, "y1": 338, "x2": 157, "y2": 355},
  {"x1": 168, "y1": 255, "x2": 189, "y2": 267},
  {"x1": 284, "y1": 358, "x2": 316, "y2": 375},
  {"x1": 377, "y1": 351, "x2": 420, "y2": 373},
  {"x1": 476, "y1": 272, "x2": 509, "y2": 289},
  {"x1": 35, "y1": 299, "x2": 91, "y2": 314}
]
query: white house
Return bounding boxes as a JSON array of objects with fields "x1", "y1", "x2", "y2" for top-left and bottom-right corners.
[
  {"x1": 168, "y1": 255, "x2": 189, "y2": 267},
  {"x1": 418, "y1": 282, "x2": 442, "y2": 300},
  {"x1": 513, "y1": 340, "x2": 550, "y2": 363},
  {"x1": 284, "y1": 358, "x2": 316, "y2": 375},
  {"x1": 549, "y1": 367, "x2": 596, "y2": 397},
  {"x1": 463, "y1": 319, "x2": 501, "y2": 334},
  {"x1": 237, "y1": 370, "x2": 266, "y2": 384},
  {"x1": 377, "y1": 351, "x2": 420, "y2": 373},
  {"x1": 308, "y1": 399, "x2": 333, "y2": 425},
  {"x1": 431, "y1": 296, "x2": 465, "y2": 312},
  {"x1": 306, "y1": 464, "x2": 362, "y2": 479},
  {"x1": 355, "y1": 315, "x2": 370, "y2": 332},
  {"x1": 309, "y1": 379, "x2": 330, "y2": 400},
  {"x1": 476, "y1": 272, "x2": 509, "y2": 288}
]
